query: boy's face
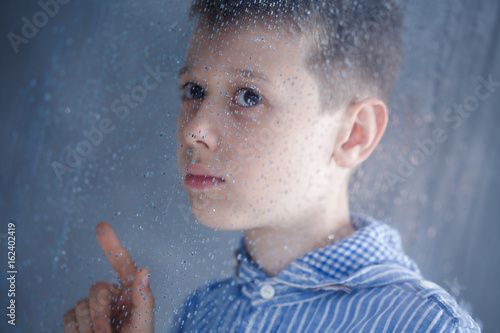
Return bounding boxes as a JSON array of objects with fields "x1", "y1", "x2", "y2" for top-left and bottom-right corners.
[{"x1": 177, "y1": 22, "x2": 347, "y2": 230}]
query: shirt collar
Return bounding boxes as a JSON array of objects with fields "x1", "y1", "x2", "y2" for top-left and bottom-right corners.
[{"x1": 235, "y1": 213, "x2": 422, "y2": 290}]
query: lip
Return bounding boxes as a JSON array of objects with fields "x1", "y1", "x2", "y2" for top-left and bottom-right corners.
[
  {"x1": 183, "y1": 164, "x2": 225, "y2": 190},
  {"x1": 186, "y1": 164, "x2": 224, "y2": 179}
]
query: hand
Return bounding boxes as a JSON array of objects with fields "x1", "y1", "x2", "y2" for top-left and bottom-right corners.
[{"x1": 63, "y1": 222, "x2": 155, "y2": 332}]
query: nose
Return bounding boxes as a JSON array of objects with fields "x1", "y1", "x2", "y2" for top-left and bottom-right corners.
[{"x1": 180, "y1": 101, "x2": 221, "y2": 153}]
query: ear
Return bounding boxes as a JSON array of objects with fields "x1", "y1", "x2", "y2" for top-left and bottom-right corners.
[{"x1": 332, "y1": 98, "x2": 388, "y2": 168}]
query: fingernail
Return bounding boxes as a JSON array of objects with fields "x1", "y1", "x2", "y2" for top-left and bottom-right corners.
[{"x1": 141, "y1": 273, "x2": 149, "y2": 287}]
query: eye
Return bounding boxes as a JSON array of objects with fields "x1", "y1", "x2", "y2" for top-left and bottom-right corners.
[
  {"x1": 233, "y1": 88, "x2": 262, "y2": 107},
  {"x1": 180, "y1": 82, "x2": 205, "y2": 100}
]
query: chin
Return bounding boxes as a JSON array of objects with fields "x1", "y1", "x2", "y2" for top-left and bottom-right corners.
[
  {"x1": 193, "y1": 212, "x2": 240, "y2": 230},
  {"x1": 189, "y1": 205, "x2": 255, "y2": 231}
]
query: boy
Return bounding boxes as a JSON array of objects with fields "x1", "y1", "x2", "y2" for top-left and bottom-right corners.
[
  {"x1": 172, "y1": 1, "x2": 481, "y2": 331},
  {"x1": 63, "y1": 0, "x2": 481, "y2": 332}
]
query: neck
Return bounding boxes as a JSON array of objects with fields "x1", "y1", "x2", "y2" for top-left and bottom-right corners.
[{"x1": 243, "y1": 191, "x2": 355, "y2": 277}]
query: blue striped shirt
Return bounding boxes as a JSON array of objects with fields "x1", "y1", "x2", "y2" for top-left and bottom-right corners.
[{"x1": 173, "y1": 213, "x2": 481, "y2": 332}]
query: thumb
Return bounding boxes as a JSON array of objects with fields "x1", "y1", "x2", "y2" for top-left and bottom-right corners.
[{"x1": 127, "y1": 268, "x2": 155, "y2": 333}]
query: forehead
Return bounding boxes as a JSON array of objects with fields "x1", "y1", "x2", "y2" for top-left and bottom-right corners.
[{"x1": 181, "y1": 22, "x2": 307, "y2": 77}]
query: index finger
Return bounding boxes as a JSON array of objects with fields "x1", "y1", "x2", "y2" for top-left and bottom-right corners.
[{"x1": 95, "y1": 222, "x2": 137, "y2": 285}]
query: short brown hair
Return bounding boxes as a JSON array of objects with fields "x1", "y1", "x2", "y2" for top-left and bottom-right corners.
[{"x1": 189, "y1": 0, "x2": 403, "y2": 113}]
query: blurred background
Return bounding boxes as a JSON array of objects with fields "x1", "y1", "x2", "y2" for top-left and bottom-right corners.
[{"x1": 0, "y1": 0, "x2": 498, "y2": 331}]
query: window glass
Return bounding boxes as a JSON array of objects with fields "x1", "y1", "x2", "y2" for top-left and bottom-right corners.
[{"x1": 1, "y1": 0, "x2": 498, "y2": 331}]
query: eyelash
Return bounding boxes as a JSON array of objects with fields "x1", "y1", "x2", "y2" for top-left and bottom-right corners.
[{"x1": 179, "y1": 82, "x2": 263, "y2": 108}]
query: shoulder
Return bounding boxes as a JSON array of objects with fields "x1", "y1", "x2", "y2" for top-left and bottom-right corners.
[
  {"x1": 186, "y1": 276, "x2": 240, "y2": 301},
  {"x1": 180, "y1": 276, "x2": 241, "y2": 312},
  {"x1": 412, "y1": 279, "x2": 480, "y2": 332},
  {"x1": 320, "y1": 262, "x2": 481, "y2": 333},
  {"x1": 373, "y1": 279, "x2": 481, "y2": 332},
  {"x1": 171, "y1": 276, "x2": 241, "y2": 330}
]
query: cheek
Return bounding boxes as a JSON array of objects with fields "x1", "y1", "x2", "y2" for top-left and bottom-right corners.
[
  {"x1": 223, "y1": 111, "x2": 290, "y2": 186},
  {"x1": 248, "y1": 137, "x2": 290, "y2": 182}
]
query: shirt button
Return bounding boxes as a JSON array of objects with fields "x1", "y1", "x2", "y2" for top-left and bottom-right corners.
[{"x1": 259, "y1": 284, "x2": 275, "y2": 300}]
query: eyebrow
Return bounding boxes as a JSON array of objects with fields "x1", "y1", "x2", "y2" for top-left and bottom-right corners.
[
  {"x1": 177, "y1": 64, "x2": 191, "y2": 78},
  {"x1": 178, "y1": 64, "x2": 270, "y2": 84}
]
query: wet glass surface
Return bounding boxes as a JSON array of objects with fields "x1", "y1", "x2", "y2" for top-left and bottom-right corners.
[{"x1": 0, "y1": 0, "x2": 499, "y2": 331}]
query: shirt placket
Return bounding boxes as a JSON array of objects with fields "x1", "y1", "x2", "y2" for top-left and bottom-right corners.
[{"x1": 240, "y1": 281, "x2": 282, "y2": 333}]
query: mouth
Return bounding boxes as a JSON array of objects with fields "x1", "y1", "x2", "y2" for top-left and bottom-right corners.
[
  {"x1": 183, "y1": 164, "x2": 225, "y2": 190},
  {"x1": 184, "y1": 174, "x2": 225, "y2": 190}
]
